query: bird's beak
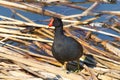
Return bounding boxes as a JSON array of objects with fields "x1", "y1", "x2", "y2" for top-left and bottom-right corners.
[{"x1": 48, "y1": 18, "x2": 54, "y2": 27}]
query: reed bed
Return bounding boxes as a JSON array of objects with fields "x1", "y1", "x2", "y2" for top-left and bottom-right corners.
[{"x1": 0, "y1": 0, "x2": 119, "y2": 80}]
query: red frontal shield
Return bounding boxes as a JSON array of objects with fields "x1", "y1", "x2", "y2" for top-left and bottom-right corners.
[{"x1": 48, "y1": 18, "x2": 54, "y2": 27}]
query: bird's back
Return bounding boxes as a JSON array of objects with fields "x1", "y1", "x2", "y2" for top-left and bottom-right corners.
[{"x1": 52, "y1": 35, "x2": 83, "y2": 64}]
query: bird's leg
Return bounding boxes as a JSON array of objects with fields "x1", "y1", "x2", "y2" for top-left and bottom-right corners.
[
  {"x1": 77, "y1": 59, "x2": 80, "y2": 70},
  {"x1": 75, "y1": 59, "x2": 80, "y2": 73},
  {"x1": 62, "y1": 62, "x2": 71, "y2": 74},
  {"x1": 62, "y1": 61, "x2": 67, "y2": 70}
]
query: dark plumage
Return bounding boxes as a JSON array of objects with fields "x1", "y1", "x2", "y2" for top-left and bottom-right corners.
[{"x1": 48, "y1": 17, "x2": 83, "y2": 69}]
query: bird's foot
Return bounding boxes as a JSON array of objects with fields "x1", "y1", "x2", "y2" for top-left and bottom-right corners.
[
  {"x1": 61, "y1": 66, "x2": 71, "y2": 74},
  {"x1": 74, "y1": 69, "x2": 80, "y2": 73},
  {"x1": 65, "y1": 69, "x2": 80, "y2": 74}
]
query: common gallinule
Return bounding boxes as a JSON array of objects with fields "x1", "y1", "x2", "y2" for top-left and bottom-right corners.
[{"x1": 48, "y1": 17, "x2": 83, "y2": 70}]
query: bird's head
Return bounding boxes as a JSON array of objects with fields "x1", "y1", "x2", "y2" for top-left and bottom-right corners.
[{"x1": 48, "y1": 17, "x2": 63, "y2": 28}]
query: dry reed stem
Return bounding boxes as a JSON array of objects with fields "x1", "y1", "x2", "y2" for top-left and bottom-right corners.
[
  {"x1": 14, "y1": 62, "x2": 46, "y2": 79},
  {"x1": 0, "y1": 24, "x2": 25, "y2": 29},
  {"x1": 33, "y1": 41, "x2": 52, "y2": 56},
  {"x1": 41, "y1": 28, "x2": 54, "y2": 37},
  {"x1": 0, "y1": 27, "x2": 35, "y2": 37},
  {"x1": 0, "y1": 1, "x2": 119, "y2": 80},
  {"x1": 0, "y1": 50, "x2": 85, "y2": 80},
  {"x1": 74, "y1": 25, "x2": 120, "y2": 38},
  {"x1": 62, "y1": 16, "x2": 99, "y2": 25},
  {"x1": 35, "y1": 29, "x2": 54, "y2": 39},
  {"x1": 83, "y1": 65, "x2": 98, "y2": 80},
  {"x1": 101, "y1": 41, "x2": 120, "y2": 57},
  {"x1": 62, "y1": 1, "x2": 99, "y2": 19},
  {"x1": 55, "y1": 1, "x2": 87, "y2": 10},
  {"x1": 11, "y1": 10, "x2": 54, "y2": 47},
  {"x1": 0, "y1": 1, "x2": 64, "y2": 17},
  {"x1": 90, "y1": 34, "x2": 120, "y2": 57},
  {"x1": 0, "y1": 21, "x2": 48, "y2": 28},
  {"x1": 65, "y1": 30, "x2": 120, "y2": 61},
  {"x1": 1, "y1": 15, "x2": 119, "y2": 39},
  {"x1": 101, "y1": 11, "x2": 120, "y2": 16},
  {"x1": 0, "y1": 41, "x2": 55, "y2": 61},
  {"x1": 88, "y1": 52, "x2": 120, "y2": 65},
  {"x1": 0, "y1": 33, "x2": 53, "y2": 43},
  {"x1": 95, "y1": 57, "x2": 120, "y2": 70},
  {"x1": 111, "y1": 27, "x2": 120, "y2": 33},
  {"x1": 5, "y1": 11, "x2": 54, "y2": 40}
]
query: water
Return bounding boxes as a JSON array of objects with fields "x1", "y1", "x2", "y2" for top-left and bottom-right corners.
[
  {"x1": 0, "y1": 1, "x2": 120, "y2": 21},
  {"x1": 0, "y1": 1, "x2": 120, "y2": 40}
]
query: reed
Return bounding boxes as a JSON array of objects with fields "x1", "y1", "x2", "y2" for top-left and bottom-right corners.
[{"x1": 0, "y1": 1, "x2": 119, "y2": 80}]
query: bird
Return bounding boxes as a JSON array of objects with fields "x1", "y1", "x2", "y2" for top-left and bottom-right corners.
[{"x1": 48, "y1": 17, "x2": 84, "y2": 71}]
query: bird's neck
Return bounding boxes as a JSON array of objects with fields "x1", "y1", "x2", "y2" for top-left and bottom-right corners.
[{"x1": 54, "y1": 26, "x2": 64, "y2": 37}]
